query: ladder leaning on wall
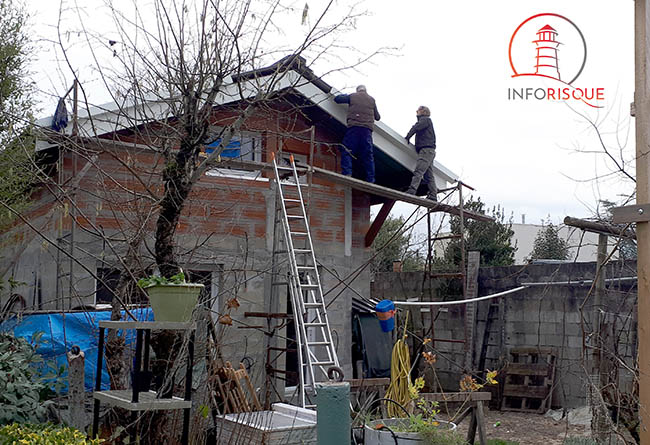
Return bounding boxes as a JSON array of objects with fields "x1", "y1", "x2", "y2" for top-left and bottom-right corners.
[{"x1": 270, "y1": 151, "x2": 342, "y2": 409}]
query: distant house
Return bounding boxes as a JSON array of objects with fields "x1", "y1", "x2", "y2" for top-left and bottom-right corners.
[
  {"x1": 0, "y1": 57, "x2": 458, "y2": 387},
  {"x1": 432, "y1": 221, "x2": 623, "y2": 265}
]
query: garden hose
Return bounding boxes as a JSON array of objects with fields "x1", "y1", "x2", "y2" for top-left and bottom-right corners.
[{"x1": 384, "y1": 337, "x2": 412, "y2": 417}]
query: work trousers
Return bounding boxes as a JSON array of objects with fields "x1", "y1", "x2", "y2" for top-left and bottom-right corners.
[
  {"x1": 339, "y1": 126, "x2": 375, "y2": 183},
  {"x1": 406, "y1": 147, "x2": 437, "y2": 198}
]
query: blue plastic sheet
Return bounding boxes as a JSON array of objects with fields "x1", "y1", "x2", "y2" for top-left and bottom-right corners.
[{"x1": 0, "y1": 308, "x2": 153, "y2": 392}]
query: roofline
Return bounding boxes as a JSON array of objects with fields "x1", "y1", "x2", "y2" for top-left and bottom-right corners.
[{"x1": 36, "y1": 58, "x2": 459, "y2": 185}]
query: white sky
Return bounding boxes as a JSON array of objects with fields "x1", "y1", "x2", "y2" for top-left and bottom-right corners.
[{"x1": 25, "y1": 0, "x2": 636, "y2": 229}]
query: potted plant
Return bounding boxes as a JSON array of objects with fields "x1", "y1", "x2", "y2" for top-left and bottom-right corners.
[
  {"x1": 137, "y1": 271, "x2": 204, "y2": 322},
  {"x1": 364, "y1": 400, "x2": 461, "y2": 445}
]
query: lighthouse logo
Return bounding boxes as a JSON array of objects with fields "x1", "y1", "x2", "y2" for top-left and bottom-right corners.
[{"x1": 508, "y1": 13, "x2": 603, "y2": 108}]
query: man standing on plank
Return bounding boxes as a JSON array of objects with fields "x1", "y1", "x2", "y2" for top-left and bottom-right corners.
[
  {"x1": 405, "y1": 105, "x2": 437, "y2": 202},
  {"x1": 334, "y1": 85, "x2": 381, "y2": 183}
]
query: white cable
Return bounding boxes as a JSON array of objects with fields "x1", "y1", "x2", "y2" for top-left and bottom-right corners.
[{"x1": 391, "y1": 286, "x2": 528, "y2": 306}]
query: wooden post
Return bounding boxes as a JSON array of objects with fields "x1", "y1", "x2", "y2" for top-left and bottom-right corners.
[
  {"x1": 592, "y1": 234, "x2": 609, "y2": 440},
  {"x1": 464, "y1": 251, "x2": 480, "y2": 372},
  {"x1": 635, "y1": 1, "x2": 650, "y2": 442},
  {"x1": 67, "y1": 346, "x2": 86, "y2": 431}
]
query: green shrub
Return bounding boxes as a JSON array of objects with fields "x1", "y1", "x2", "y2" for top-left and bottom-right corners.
[
  {"x1": 0, "y1": 332, "x2": 49, "y2": 423},
  {"x1": 0, "y1": 423, "x2": 102, "y2": 444}
]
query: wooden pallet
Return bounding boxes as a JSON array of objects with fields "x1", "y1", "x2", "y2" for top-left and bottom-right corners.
[{"x1": 501, "y1": 347, "x2": 556, "y2": 413}]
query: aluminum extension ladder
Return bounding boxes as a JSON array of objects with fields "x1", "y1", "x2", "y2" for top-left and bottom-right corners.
[{"x1": 270, "y1": 152, "x2": 341, "y2": 408}]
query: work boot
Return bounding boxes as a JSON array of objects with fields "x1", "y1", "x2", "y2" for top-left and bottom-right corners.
[{"x1": 426, "y1": 194, "x2": 437, "y2": 203}]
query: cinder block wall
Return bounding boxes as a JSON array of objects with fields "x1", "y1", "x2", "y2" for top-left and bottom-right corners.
[{"x1": 372, "y1": 260, "x2": 637, "y2": 408}]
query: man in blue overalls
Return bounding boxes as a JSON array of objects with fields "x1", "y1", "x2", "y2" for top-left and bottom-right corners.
[{"x1": 334, "y1": 85, "x2": 381, "y2": 183}]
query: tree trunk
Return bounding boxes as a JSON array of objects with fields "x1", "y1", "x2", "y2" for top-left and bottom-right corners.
[{"x1": 155, "y1": 140, "x2": 195, "y2": 278}]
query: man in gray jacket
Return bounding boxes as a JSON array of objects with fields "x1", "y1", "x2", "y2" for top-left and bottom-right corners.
[
  {"x1": 405, "y1": 106, "x2": 437, "y2": 201},
  {"x1": 334, "y1": 85, "x2": 381, "y2": 183}
]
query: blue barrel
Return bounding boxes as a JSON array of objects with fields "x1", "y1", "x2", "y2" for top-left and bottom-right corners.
[{"x1": 375, "y1": 299, "x2": 396, "y2": 332}]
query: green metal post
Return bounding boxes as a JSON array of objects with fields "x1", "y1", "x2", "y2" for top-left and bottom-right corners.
[{"x1": 316, "y1": 382, "x2": 350, "y2": 444}]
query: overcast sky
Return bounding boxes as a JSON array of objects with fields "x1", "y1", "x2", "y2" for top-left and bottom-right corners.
[{"x1": 26, "y1": 0, "x2": 636, "y2": 229}]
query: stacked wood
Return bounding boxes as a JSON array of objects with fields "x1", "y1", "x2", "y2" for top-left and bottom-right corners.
[{"x1": 215, "y1": 361, "x2": 262, "y2": 414}]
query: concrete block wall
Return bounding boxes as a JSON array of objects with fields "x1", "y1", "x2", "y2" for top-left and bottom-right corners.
[{"x1": 372, "y1": 260, "x2": 638, "y2": 408}]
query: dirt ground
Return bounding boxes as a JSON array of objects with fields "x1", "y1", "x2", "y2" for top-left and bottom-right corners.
[{"x1": 446, "y1": 409, "x2": 590, "y2": 445}]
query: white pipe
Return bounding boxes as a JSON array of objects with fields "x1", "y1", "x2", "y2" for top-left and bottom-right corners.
[{"x1": 392, "y1": 286, "x2": 528, "y2": 306}]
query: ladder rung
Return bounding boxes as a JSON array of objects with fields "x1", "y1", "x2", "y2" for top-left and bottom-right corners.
[
  {"x1": 281, "y1": 182, "x2": 299, "y2": 187},
  {"x1": 305, "y1": 322, "x2": 327, "y2": 327},
  {"x1": 311, "y1": 361, "x2": 335, "y2": 366},
  {"x1": 297, "y1": 266, "x2": 315, "y2": 270},
  {"x1": 290, "y1": 232, "x2": 308, "y2": 236},
  {"x1": 307, "y1": 341, "x2": 331, "y2": 346},
  {"x1": 299, "y1": 284, "x2": 319, "y2": 289},
  {"x1": 287, "y1": 215, "x2": 305, "y2": 219},
  {"x1": 295, "y1": 249, "x2": 312, "y2": 254},
  {"x1": 303, "y1": 303, "x2": 323, "y2": 308},
  {"x1": 284, "y1": 198, "x2": 301, "y2": 202},
  {"x1": 276, "y1": 166, "x2": 293, "y2": 171}
]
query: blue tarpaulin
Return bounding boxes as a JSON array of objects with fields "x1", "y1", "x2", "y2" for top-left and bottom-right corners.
[{"x1": 0, "y1": 308, "x2": 153, "y2": 392}]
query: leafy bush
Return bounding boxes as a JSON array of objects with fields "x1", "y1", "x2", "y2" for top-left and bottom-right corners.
[
  {"x1": 137, "y1": 271, "x2": 186, "y2": 288},
  {"x1": 0, "y1": 423, "x2": 103, "y2": 444},
  {"x1": 0, "y1": 332, "x2": 49, "y2": 423}
]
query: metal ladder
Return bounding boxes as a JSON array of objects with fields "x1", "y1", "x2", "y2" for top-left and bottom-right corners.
[{"x1": 270, "y1": 152, "x2": 341, "y2": 408}]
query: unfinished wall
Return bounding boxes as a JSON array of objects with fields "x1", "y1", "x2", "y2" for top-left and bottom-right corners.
[
  {"x1": 371, "y1": 260, "x2": 638, "y2": 408},
  {"x1": 0, "y1": 102, "x2": 372, "y2": 392}
]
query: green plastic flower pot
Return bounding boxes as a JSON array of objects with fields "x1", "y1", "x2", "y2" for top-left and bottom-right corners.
[{"x1": 144, "y1": 283, "x2": 204, "y2": 322}]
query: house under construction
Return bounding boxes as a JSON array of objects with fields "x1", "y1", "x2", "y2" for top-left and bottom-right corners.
[{"x1": 0, "y1": 57, "x2": 490, "y2": 404}]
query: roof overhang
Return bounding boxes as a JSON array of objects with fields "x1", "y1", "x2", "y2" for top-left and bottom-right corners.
[{"x1": 36, "y1": 59, "x2": 458, "y2": 191}]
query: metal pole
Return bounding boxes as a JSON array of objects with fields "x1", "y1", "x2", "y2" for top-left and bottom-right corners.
[
  {"x1": 92, "y1": 327, "x2": 105, "y2": 438},
  {"x1": 635, "y1": 1, "x2": 650, "y2": 441},
  {"x1": 316, "y1": 382, "x2": 350, "y2": 445},
  {"x1": 72, "y1": 79, "x2": 79, "y2": 136}
]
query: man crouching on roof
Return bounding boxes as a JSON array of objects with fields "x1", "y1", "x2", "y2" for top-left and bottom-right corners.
[
  {"x1": 405, "y1": 105, "x2": 438, "y2": 202},
  {"x1": 334, "y1": 85, "x2": 381, "y2": 183}
]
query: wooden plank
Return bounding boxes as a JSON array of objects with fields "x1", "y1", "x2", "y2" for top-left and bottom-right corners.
[
  {"x1": 419, "y1": 392, "x2": 491, "y2": 402},
  {"x1": 611, "y1": 204, "x2": 650, "y2": 223},
  {"x1": 98, "y1": 320, "x2": 195, "y2": 330},
  {"x1": 345, "y1": 378, "x2": 391, "y2": 388},
  {"x1": 476, "y1": 401, "x2": 487, "y2": 445},
  {"x1": 467, "y1": 408, "x2": 477, "y2": 444},
  {"x1": 211, "y1": 159, "x2": 494, "y2": 222},
  {"x1": 310, "y1": 165, "x2": 494, "y2": 222},
  {"x1": 502, "y1": 385, "x2": 549, "y2": 399},
  {"x1": 93, "y1": 390, "x2": 191, "y2": 411},
  {"x1": 364, "y1": 200, "x2": 396, "y2": 247},
  {"x1": 505, "y1": 363, "x2": 551, "y2": 376}
]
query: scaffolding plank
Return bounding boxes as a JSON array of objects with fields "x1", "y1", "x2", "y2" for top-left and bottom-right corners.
[{"x1": 213, "y1": 159, "x2": 494, "y2": 222}]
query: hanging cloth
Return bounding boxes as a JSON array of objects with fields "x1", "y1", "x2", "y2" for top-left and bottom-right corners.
[{"x1": 51, "y1": 98, "x2": 68, "y2": 132}]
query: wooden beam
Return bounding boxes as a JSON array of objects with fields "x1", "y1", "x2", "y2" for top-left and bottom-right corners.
[
  {"x1": 211, "y1": 159, "x2": 494, "y2": 222},
  {"x1": 418, "y1": 392, "x2": 491, "y2": 402},
  {"x1": 635, "y1": 1, "x2": 650, "y2": 441},
  {"x1": 564, "y1": 216, "x2": 636, "y2": 239},
  {"x1": 310, "y1": 165, "x2": 494, "y2": 222},
  {"x1": 364, "y1": 200, "x2": 396, "y2": 247}
]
